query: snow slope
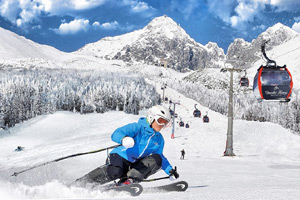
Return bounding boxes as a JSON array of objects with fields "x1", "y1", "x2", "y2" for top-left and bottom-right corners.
[
  {"x1": 0, "y1": 27, "x2": 72, "y2": 61},
  {"x1": 0, "y1": 82, "x2": 300, "y2": 200}
]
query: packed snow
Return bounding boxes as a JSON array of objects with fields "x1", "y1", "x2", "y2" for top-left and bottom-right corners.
[{"x1": 1, "y1": 84, "x2": 300, "y2": 200}]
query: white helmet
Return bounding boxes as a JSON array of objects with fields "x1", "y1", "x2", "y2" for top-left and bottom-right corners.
[{"x1": 147, "y1": 105, "x2": 171, "y2": 125}]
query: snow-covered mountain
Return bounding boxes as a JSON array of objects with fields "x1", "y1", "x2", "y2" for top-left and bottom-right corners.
[
  {"x1": 0, "y1": 27, "x2": 72, "y2": 61},
  {"x1": 77, "y1": 15, "x2": 225, "y2": 71},
  {"x1": 0, "y1": 27, "x2": 129, "y2": 70},
  {"x1": 184, "y1": 23, "x2": 300, "y2": 91},
  {"x1": 226, "y1": 23, "x2": 300, "y2": 68},
  {"x1": 1, "y1": 16, "x2": 298, "y2": 74}
]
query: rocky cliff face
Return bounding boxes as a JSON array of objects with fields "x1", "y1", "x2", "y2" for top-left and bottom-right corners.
[
  {"x1": 78, "y1": 15, "x2": 225, "y2": 71},
  {"x1": 226, "y1": 23, "x2": 299, "y2": 68},
  {"x1": 77, "y1": 19, "x2": 298, "y2": 72}
]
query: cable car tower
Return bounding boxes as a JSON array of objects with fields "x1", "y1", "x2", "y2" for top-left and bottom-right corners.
[
  {"x1": 253, "y1": 41, "x2": 293, "y2": 102},
  {"x1": 170, "y1": 100, "x2": 180, "y2": 139},
  {"x1": 221, "y1": 64, "x2": 242, "y2": 156}
]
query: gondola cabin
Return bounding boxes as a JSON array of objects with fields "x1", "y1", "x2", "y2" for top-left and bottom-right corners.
[
  {"x1": 253, "y1": 66, "x2": 293, "y2": 102},
  {"x1": 179, "y1": 121, "x2": 185, "y2": 127},
  {"x1": 203, "y1": 115, "x2": 209, "y2": 123},
  {"x1": 240, "y1": 77, "x2": 249, "y2": 87},
  {"x1": 193, "y1": 110, "x2": 201, "y2": 118}
]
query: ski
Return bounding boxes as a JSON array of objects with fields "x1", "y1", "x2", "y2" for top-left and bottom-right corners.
[
  {"x1": 146, "y1": 181, "x2": 188, "y2": 192},
  {"x1": 103, "y1": 183, "x2": 143, "y2": 196}
]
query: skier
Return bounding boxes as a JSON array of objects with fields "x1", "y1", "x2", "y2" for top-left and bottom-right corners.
[
  {"x1": 180, "y1": 149, "x2": 185, "y2": 160},
  {"x1": 15, "y1": 146, "x2": 24, "y2": 151},
  {"x1": 75, "y1": 105, "x2": 179, "y2": 186}
]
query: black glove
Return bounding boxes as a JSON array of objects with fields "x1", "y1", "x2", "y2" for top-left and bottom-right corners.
[{"x1": 169, "y1": 166, "x2": 179, "y2": 179}]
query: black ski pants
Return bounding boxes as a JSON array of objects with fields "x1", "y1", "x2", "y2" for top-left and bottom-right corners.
[
  {"x1": 107, "y1": 153, "x2": 162, "y2": 182},
  {"x1": 75, "y1": 153, "x2": 162, "y2": 185}
]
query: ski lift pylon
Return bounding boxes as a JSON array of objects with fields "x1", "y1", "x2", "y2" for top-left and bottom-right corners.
[{"x1": 253, "y1": 41, "x2": 293, "y2": 102}]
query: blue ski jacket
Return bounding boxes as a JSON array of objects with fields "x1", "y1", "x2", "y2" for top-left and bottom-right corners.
[{"x1": 110, "y1": 117, "x2": 173, "y2": 175}]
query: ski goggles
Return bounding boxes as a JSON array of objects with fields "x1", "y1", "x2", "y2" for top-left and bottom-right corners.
[{"x1": 155, "y1": 116, "x2": 170, "y2": 126}]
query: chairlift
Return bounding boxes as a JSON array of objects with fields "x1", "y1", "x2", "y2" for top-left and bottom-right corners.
[
  {"x1": 240, "y1": 70, "x2": 249, "y2": 87},
  {"x1": 193, "y1": 104, "x2": 201, "y2": 118},
  {"x1": 185, "y1": 123, "x2": 190, "y2": 128},
  {"x1": 178, "y1": 117, "x2": 184, "y2": 127},
  {"x1": 203, "y1": 111, "x2": 209, "y2": 123},
  {"x1": 179, "y1": 121, "x2": 185, "y2": 127},
  {"x1": 253, "y1": 41, "x2": 293, "y2": 102}
]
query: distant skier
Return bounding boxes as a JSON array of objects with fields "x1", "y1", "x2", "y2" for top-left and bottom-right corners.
[
  {"x1": 180, "y1": 149, "x2": 185, "y2": 160},
  {"x1": 15, "y1": 146, "x2": 24, "y2": 152},
  {"x1": 75, "y1": 105, "x2": 179, "y2": 186}
]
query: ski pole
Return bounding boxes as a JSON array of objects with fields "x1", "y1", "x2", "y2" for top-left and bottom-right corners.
[
  {"x1": 11, "y1": 144, "x2": 121, "y2": 177},
  {"x1": 142, "y1": 176, "x2": 170, "y2": 182}
]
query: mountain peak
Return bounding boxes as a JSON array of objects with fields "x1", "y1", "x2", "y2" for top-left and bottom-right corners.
[
  {"x1": 147, "y1": 15, "x2": 178, "y2": 27},
  {"x1": 143, "y1": 15, "x2": 189, "y2": 40},
  {"x1": 261, "y1": 22, "x2": 299, "y2": 40},
  {"x1": 77, "y1": 15, "x2": 224, "y2": 70}
]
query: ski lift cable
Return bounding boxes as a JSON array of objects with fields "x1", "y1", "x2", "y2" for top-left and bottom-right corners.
[
  {"x1": 274, "y1": 46, "x2": 300, "y2": 59},
  {"x1": 222, "y1": 45, "x2": 300, "y2": 65}
]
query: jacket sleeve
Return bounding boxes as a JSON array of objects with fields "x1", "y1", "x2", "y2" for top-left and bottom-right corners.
[
  {"x1": 111, "y1": 123, "x2": 140, "y2": 144},
  {"x1": 155, "y1": 137, "x2": 173, "y2": 175}
]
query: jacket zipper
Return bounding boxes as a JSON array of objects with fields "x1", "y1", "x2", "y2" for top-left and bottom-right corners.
[{"x1": 137, "y1": 132, "x2": 155, "y2": 159}]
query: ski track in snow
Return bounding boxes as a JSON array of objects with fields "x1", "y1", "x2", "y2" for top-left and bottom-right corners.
[{"x1": 1, "y1": 82, "x2": 300, "y2": 200}]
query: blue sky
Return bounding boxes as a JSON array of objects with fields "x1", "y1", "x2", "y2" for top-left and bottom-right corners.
[{"x1": 1, "y1": 0, "x2": 300, "y2": 53}]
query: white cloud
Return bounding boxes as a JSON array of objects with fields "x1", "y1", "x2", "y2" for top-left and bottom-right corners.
[
  {"x1": 294, "y1": 16, "x2": 300, "y2": 22},
  {"x1": 170, "y1": 0, "x2": 201, "y2": 20},
  {"x1": 121, "y1": 0, "x2": 155, "y2": 15},
  {"x1": 131, "y1": 2, "x2": 150, "y2": 12},
  {"x1": 270, "y1": 0, "x2": 300, "y2": 11},
  {"x1": 207, "y1": 0, "x2": 235, "y2": 24},
  {"x1": 207, "y1": 0, "x2": 300, "y2": 29},
  {"x1": 38, "y1": 0, "x2": 107, "y2": 14},
  {"x1": 100, "y1": 21, "x2": 119, "y2": 30},
  {"x1": 0, "y1": 0, "x2": 107, "y2": 27},
  {"x1": 292, "y1": 22, "x2": 300, "y2": 33},
  {"x1": 230, "y1": 1, "x2": 266, "y2": 28},
  {"x1": 54, "y1": 19, "x2": 90, "y2": 35},
  {"x1": 0, "y1": 0, "x2": 43, "y2": 27},
  {"x1": 54, "y1": 19, "x2": 122, "y2": 34},
  {"x1": 0, "y1": 0, "x2": 20, "y2": 22},
  {"x1": 252, "y1": 24, "x2": 266, "y2": 31},
  {"x1": 92, "y1": 21, "x2": 100, "y2": 27}
]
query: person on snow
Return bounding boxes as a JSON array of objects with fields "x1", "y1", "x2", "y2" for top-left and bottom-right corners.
[
  {"x1": 180, "y1": 149, "x2": 185, "y2": 160},
  {"x1": 75, "y1": 105, "x2": 179, "y2": 186}
]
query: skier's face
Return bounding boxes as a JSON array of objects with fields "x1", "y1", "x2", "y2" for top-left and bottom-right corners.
[{"x1": 152, "y1": 120, "x2": 164, "y2": 132}]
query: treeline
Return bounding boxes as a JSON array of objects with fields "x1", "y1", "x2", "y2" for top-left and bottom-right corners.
[
  {"x1": 0, "y1": 68, "x2": 160, "y2": 129},
  {"x1": 170, "y1": 80, "x2": 300, "y2": 135}
]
